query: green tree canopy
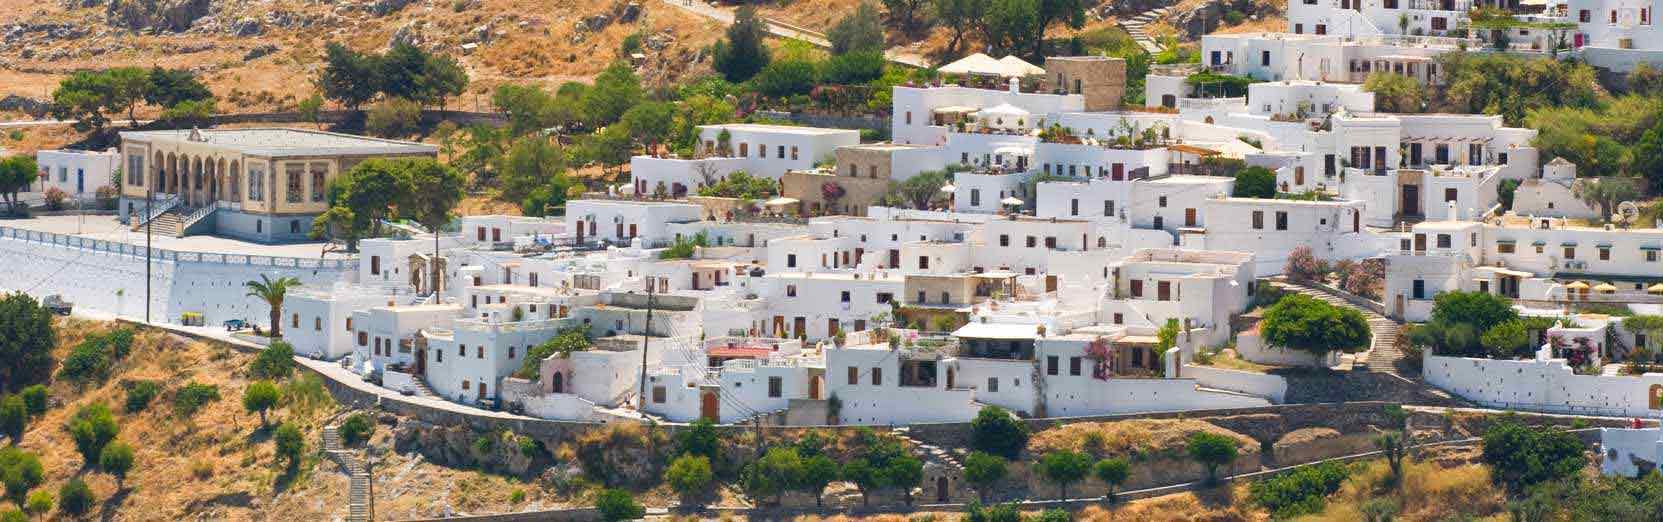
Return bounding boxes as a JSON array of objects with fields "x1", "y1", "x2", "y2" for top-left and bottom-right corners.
[
  {"x1": 0, "y1": 294, "x2": 53, "y2": 393},
  {"x1": 799, "y1": 454, "x2": 839, "y2": 507},
  {"x1": 318, "y1": 43, "x2": 381, "y2": 110},
  {"x1": 1438, "y1": 52, "x2": 1600, "y2": 126},
  {"x1": 0, "y1": 396, "x2": 24, "y2": 444},
  {"x1": 970, "y1": 405, "x2": 1029, "y2": 459},
  {"x1": 828, "y1": 2, "x2": 885, "y2": 55},
  {"x1": 144, "y1": 67, "x2": 213, "y2": 109},
  {"x1": 962, "y1": 451, "x2": 1007, "y2": 502},
  {"x1": 1482, "y1": 419, "x2": 1584, "y2": 494},
  {"x1": 273, "y1": 422, "x2": 305, "y2": 469},
  {"x1": 0, "y1": 157, "x2": 41, "y2": 213},
  {"x1": 242, "y1": 381, "x2": 281, "y2": 427},
  {"x1": 1260, "y1": 294, "x2": 1372, "y2": 355},
  {"x1": 753, "y1": 59, "x2": 820, "y2": 98},
  {"x1": 583, "y1": 62, "x2": 643, "y2": 127},
  {"x1": 1093, "y1": 458, "x2": 1130, "y2": 502},
  {"x1": 932, "y1": 0, "x2": 987, "y2": 55},
  {"x1": 713, "y1": 7, "x2": 772, "y2": 82},
  {"x1": 621, "y1": 101, "x2": 676, "y2": 155},
  {"x1": 665, "y1": 454, "x2": 714, "y2": 502},
  {"x1": 499, "y1": 137, "x2": 568, "y2": 206},
  {"x1": 1186, "y1": 431, "x2": 1239, "y2": 483},
  {"x1": 99, "y1": 441, "x2": 134, "y2": 488},
  {"x1": 1035, "y1": 450, "x2": 1092, "y2": 499},
  {"x1": 1363, "y1": 71, "x2": 1424, "y2": 113},
  {"x1": 66, "y1": 403, "x2": 119, "y2": 465},
  {"x1": 697, "y1": 171, "x2": 778, "y2": 199},
  {"x1": 1430, "y1": 291, "x2": 1519, "y2": 334},
  {"x1": 311, "y1": 158, "x2": 406, "y2": 250},
  {"x1": 0, "y1": 447, "x2": 42, "y2": 506},
  {"x1": 746, "y1": 447, "x2": 804, "y2": 504},
  {"x1": 1232, "y1": 166, "x2": 1276, "y2": 198},
  {"x1": 594, "y1": 488, "x2": 644, "y2": 522}
]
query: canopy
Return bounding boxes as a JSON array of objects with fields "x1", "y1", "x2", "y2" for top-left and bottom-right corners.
[
  {"x1": 1000, "y1": 196, "x2": 1025, "y2": 206},
  {"x1": 997, "y1": 55, "x2": 1046, "y2": 76},
  {"x1": 978, "y1": 103, "x2": 1031, "y2": 118},
  {"x1": 1595, "y1": 282, "x2": 1618, "y2": 293},
  {"x1": 763, "y1": 197, "x2": 799, "y2": 207},
  {"x1": 1564, "y1": 281, "x2": 1590, "y2": 290},
  {"x1": 952, "y1": 322, "x2": 1040, "y2": 340},
  {"x1": 939, "y1": 53, "x2": 1007, "y2": 76}
]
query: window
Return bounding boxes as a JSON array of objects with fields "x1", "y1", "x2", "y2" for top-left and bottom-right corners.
[
  {"x1": 1069, "y1": 357, "x2": 1082, "y2": 376},
  {"x1": 848, "y1": 367, "x2": 859, "y2": 385},
  {"x1": 786, "y1": 285, "x2": 797, "y2": 297},
  {"x1": 871, "y1": 367, "x2": 882, "y2": 386},
  {"x1": 314, "y1": 317, "x2": 322, "y2": 331},
  {"x1": 768, "y1": 376, "x2": 782, "y2": 397},
  {"x1": 1412, "y1": 280, "x2": 1426, "y2": 299},
  {"x1": 841, "y1": 291, "x2": 851, "y2": 302},
  {"x1": 1104, "y1": 200, "x2": 1114, "y2": 216},
  {"x1": 1252, "y1": 211, "x2": 1264, "y2": 230},
  {"x1": 1070, "y1": 199, "x2": 1079, "y2": 216},
  {"x1": 790, "y1": 146, "x2": 799, "y2": 160},
  {"x1": 1130, "y1": 279, "x2": 1144, "y2": 297},
  {"x1": 462, "y1": 380, "x2": 470, "y2": 390},
  {"x1": 1159, "y1": 196, "x2": 1168, "y2": 208},
  {"x1": 1261, "y1": 50, "x2": 1271, "y2": 66},
  {"x1": 1046, "y1": 356, "x2": 1059, "y2": 375},
  {"x1": 1294, "y1": 23, "x2": 1303, "y2": 34},
  {"x1": 1431, "y1": 16, "x2": 1447, "y2": 30},
  {"x1": 787, "y1": 254, "x2": 797, "y2": 268},
  {"x1": 653, "y1": 386, "x2": 666, "y2": 403},
  {"x1": 1498, "y1": 242, "x2": 1515, "y2": 254},
  {"x1": 919, "y1": 256, "x2": 929, "y2": 269},
  {"x1": 1564, "y1": 246, "x2": 1576, "y2": 259},
  {"x1": 477, "y1": 346, "x2": 484, "y2": 358},
  {"x1": 370, "y1": 256, "x2": 381, "y2": 275},
  {"x1": 1649, "y1": 250, "x2": 1659, "y2": 262},
  {"x1": 1044, "y1": 237, "x2": 1056, "y2": 249},
  {"x1": 777, "y1": 145, "x2": 784, "y2": 159},
  {"x1": 1436, "y1": 234, "x2": 1451, "y2": 249},
  {"x1": 987, "y1": 377, "x2": 999, "y2": 392},
  {"x1": 1600, "y1": 247, "x2": 1611, "y2": 261},
  {"x1": 1026, "y1": 236, "x2": 1037, "y2": 248},
  {"x1": 876, "y1": 292, "x2": 893, "y2": 303},
  {"x1": 292, "y1": 313, "x2": 299, "y2": 328},
  {"x1": 284, "y1": 163, "x2": 304, "y2": 203},
  {"x1": 358, "y1": 332, "x2": 368, "y2": 346},
  {"x1": 508, "y1": 346, "x2": 516, "y2": 358},
  {"x1": 1275, "y1": 211, "x2": 1288, "y2": 231},
  {"x1": 310, "y1": 162, "x2": 328, "y2": 202},
  {"x1": 1612, "y1": 9, "x2": 1618, "y2": 23},
  {"x1": 999, "y1": 234, "x2": 1009, "y2": 247},
  {"x1": 1113, "y1": 313, "x2": 1123, "y2": 324}
]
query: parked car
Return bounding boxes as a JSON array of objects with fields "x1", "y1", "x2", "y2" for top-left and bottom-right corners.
[
  {"x1": 41, "y1": 295, "x2": 72, "y2": 316},
  {"x1": 223, "y1": 319, "x2": 246, "y2": 331}
]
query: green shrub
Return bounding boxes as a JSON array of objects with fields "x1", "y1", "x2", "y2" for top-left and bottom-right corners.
[
  {"x1": 57, "y1": 341, "x2": 111, "y2": 382},
  {"x1": 0, "y1": 396, "x2": 24, "y2": 443},
  {"x1": 1187, "y1": 432, "x2": 1240, "y2": 483},
  {"x1": 18, "y1": 385, "x2": 47, "y2": 417},
  {"x1": 251, "y1": 341, "x2": 296, "y2": 380},
  {"x1": 665, "y1": 454, "x2": 714, "y2": 499},
  {"x1": 124, "y1": 380, "x2": 161, "y2": 413},
  {"x1": 99, "y1": 442, "x2": 134, "y2": 487},
  {"x1": 66, "y1": 403, "x2": 119, "y2": 464},
  {"x1": 510, "y1": 488, "x2": 526, "y2": 504},
  {"x1": 339, "y1": 413, "x2": 374, "y2": 446},
  {"x1": 964, "y1": 501, "x2": 1021, "y2": 522},
  {"x1": 365, "y1": 97, "x2": 422, "y2": 138},
  {"x1": 274, "y1": 423, "x2": 305, "y2": 469},
  {"x1": 970, "y1": 406, "x2": 1029, "y2": 459},
  {"x1": 1248, "y1": 461, "x2": 1351, "y2": 518},
  {"x1": 23, "y1": 490, "x2": 51, "y2": 516},
  {"x1": 1035, "y1": 509, "x2": 1071, "y2": 522},
  {"x1": 594, "y1": 488, "x2": 644, "y2": 522},
  {"x1": 0, "y1": 510, "x2": 19, "y2": 522},
  {"x1": 0, "y1": 447, "x2": 43, "y2": 505},
  {"x1": 172, "y1": 382, "x2": 221, "y2": 417},
  {"x1": 57, "y1": 478, "x2": 93, "y2": 515}
]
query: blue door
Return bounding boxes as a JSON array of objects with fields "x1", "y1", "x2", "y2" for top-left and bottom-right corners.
[{"x1": 76, "y1": 169, "x2": 83, "y2": 193}]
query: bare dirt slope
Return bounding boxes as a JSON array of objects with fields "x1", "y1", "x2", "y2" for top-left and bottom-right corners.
[{"x1": 0, "y1": 0, "x2": 731, "y2": 114}]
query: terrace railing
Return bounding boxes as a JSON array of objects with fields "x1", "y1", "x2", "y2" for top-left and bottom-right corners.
[{"x1": 0, "y1": 225, "x2": 357, "y2": 270}]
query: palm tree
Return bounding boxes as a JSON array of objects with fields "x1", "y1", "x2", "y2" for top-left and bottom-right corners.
[{"x1": 246, "y1": 274, "x2": 301, "y2": 338}]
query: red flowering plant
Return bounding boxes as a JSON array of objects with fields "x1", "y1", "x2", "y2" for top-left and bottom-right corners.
[{"x1": 1084, "y1": 338, "x2": 1112, "y2": 380}]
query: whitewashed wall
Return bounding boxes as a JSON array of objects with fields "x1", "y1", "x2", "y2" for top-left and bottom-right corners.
[
  {"x1": 1181, "y1": 364, "x2": 1289, "y2": 403},
  {"x1": 1424, "y1": 352, "x2": 1663, "y2": 417}
]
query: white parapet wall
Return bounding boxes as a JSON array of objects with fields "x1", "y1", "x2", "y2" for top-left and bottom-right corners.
[
  {"x1": 1423, "y1": 351, "x2": 1663, "y2": 417},
  {"x1": 1600, "y1": 427, "x2": 1663, "y2": 478},
  {"x1": 1181, "y1": 364, "x2": 1289, "y2": 403},
  {"x1": 0, "y1": 227, "x2": 352, "y2": 327}
]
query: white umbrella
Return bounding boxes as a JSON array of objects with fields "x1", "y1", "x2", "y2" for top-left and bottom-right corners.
[{"x1": 1000, "y1": 196, "x2": 1024, "y2": 206}]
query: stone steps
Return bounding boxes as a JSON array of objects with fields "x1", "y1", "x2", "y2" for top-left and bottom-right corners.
[
  {"x1": 1117, "y1": 6, "x2": 1171, "y2": 53},
  {"x1": 1273, "y1": 280, "x2": 1409, "y2": 376},
  {"x1": 324, "y1": 423, "x2": 373, "y2": 522}
]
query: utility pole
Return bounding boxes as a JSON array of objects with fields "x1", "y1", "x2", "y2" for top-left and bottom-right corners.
[
  {"x1": 145, "y1": 179, "x2": 152, "y2": 324},
  {"x1": 637, "y1": 278, "x2": 656, "y2": 408}
]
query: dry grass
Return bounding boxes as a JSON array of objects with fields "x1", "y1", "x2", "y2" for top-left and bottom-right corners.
[
  {"x1": 1028, "y1": 419, "x2": 1259, "y2": 461},
  {"x1": 1201, "y1": 349, "x2": 1281, "y2": 373},
  {"x1": 1300, "y1": 458, "x2": 1508, "y2": 521},
  {"x1": 1078, "y1": 483, "x2": 1265, "y2": 521}
]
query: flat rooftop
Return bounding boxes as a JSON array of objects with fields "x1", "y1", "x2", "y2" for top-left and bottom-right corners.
[
  {"x1": 702, "y1": 123, "x2": 858, "y2": 136},
  {"x1": 120, "y1": 128, "x2": 437, "y2": 157}
]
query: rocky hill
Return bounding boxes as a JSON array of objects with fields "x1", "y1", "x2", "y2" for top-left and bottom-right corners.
[{"x1": 0, "y1": 0, "x2": 731, "y2": 116}]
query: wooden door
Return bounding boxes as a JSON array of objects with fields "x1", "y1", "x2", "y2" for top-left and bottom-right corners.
[
  {"x1": 1157, "y1": 281, "x2": 1171, "y2": 301},
  {"x1": 700, "y1": 391, "x2": 719, "y2": 422},
  {"x1": 794, "y1": 317, "x2": 807, "y2": 339},
  {"x1": 1184, "y1": 208, "x2": 1197, "y2": 227},
  {"x1": 1402, "y1": 185, "x2": 1420, "y2": 216}
]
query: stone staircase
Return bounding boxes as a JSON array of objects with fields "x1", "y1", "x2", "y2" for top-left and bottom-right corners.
[
  {"x1": 1119, "y1": 6, "x2": 1172, "y2": 53},
  {"x1": 1272, "y1": 280, "x2": 1406, "y2": 376},
  {"x1": 407, "y1": 377, "x2": 440, "y2": 400},
  {"x1": 890, "y1": 426, "x2": 964, "y2": 473},
  {"x1": 136, "y1": 209, "x2": 184, "y2": 236},
  {"x1": 323, "y1": 425, "x2": 372, "y2": 522}
]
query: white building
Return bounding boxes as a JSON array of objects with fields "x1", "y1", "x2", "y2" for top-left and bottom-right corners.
[
  {"x1": 33, "y1": 148, "x2": 119, "y2": 199},
  {"x1": 695, "y1": 124, "x2": 861, "y2": 179}
]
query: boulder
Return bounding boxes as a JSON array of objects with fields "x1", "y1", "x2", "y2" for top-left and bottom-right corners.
[
  {"x1": 369, "y1": 0, "x2": 415, "y2": 16},
  {"x1": 615, "y1": 1, "x2": 642, "y2": 23},
  {"x1": 105, "y1": 0, "x2": 213, "y2": 33},
  {"x1": 228, "y1": 17, "x2": 262, "y2": 36},
  {"x1": 0, "y1": 95, "x2": 50, "y2": 117}
]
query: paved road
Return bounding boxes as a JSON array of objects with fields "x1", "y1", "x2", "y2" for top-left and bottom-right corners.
[
  {"x1": 658, "y1": 0, "x2": 930, "y2": 68},
  {"x1": 2, "y1": 214, "x2": 344, "y2": 258}
]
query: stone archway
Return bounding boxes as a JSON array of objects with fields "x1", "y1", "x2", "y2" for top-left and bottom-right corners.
[
  {"x1": 152, "y1": 151, "x2": 165, "y2": 192},
  {"x1": 229, "y1": 160, "x2": 241, "y2": 201},
  {"x1": 165, "y1": 153, "x2": 178, "y2": 194}
]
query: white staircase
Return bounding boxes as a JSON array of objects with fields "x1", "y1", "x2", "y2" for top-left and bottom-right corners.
[
  {"x1": 1120, "y1": 6, "x2": 1173, "y2": 53},
  {"x1": 1272, "y1": 280, "x2": 1405, "y2": 375}
]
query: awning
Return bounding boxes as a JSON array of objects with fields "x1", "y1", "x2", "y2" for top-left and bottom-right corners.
[
  {"x1": 1561, "y1": 241, "x2": 1578, "y2": 246},
  {"x1": 1532, "y1": 240, "x2": 1547, "y2": 246},
  {"x1": 708, "y1": 347, "x2": 773, "y2": 359},
  {"x1": 1595, "y1": 282, "x2": 1618, "y2": 293},
  {"x1": 1000, "y1": 196, "x2": 1025, "y2": 206},
  {"x1": 1495, "y1": 238, "x2": 1516, "y2": 244},
  {"x1": 996, "y1": 55, "x2": 1046, "y2": 76},
  {"x1": 764, "y1": 197, "x2": 799, "y2": 206},
  {"x1": 1168, "y1": 143, "x2": 1221, "y2": 156},
  {"x1": 952, "y1": 322, "x2": 1041, "y2": 340},
  {"x1": 1564, "y1": 281, "x2": 1590, "y2": 290},
  {"x1": 1641, "y1": 245, "x2": 1662, "y2": 251}
]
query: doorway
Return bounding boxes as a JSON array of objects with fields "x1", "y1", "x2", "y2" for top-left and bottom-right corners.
[
  {"x1": 936, "y1": 477, "x2": 950, "y2": 502},
  {"x1": 809, "y1": 376, "x2": 823, "y2": 399},
  {"x1": 700, "y1": 391, "x2": 720, "y2": 422},
  {"x1": 1401, "y1": 185, "x2": 1421, "y2": 217}
]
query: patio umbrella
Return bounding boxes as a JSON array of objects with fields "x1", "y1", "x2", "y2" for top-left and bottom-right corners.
[
  {"x1": 1564, "y1": 281, "x2": 1589, "y2": 290},
  {"x1": 1000, "y1": 196, "x2": 1024, "y2": 206},
  {"x1": 1648, "y1": 283, "x2": 1663, "y2": 294},
  {"x1": 1594, "y1": 282, "x2": 1618, "y2": 293}
]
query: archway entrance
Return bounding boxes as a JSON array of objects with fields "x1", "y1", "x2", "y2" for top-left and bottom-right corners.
[
  {"x1": 552, "y1": 372, "x2": 565, "y2": 394},
  {"x1": 936, "y1": 477, "x2": 950, "y2": 502},
  {"x1": 700, "y1": 391, "x2": 720, "y2": 422},
  {"x1": 809, "y1": 376, "x2": 823, "y2": 400}
]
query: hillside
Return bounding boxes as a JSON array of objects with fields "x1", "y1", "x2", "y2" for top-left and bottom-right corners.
[
  {"x1": 0, "y1": 0, "x2": 731, "y2": 116},
  {"x1": 1, "y1": 319, "x2": 590, "y2": 520}
]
